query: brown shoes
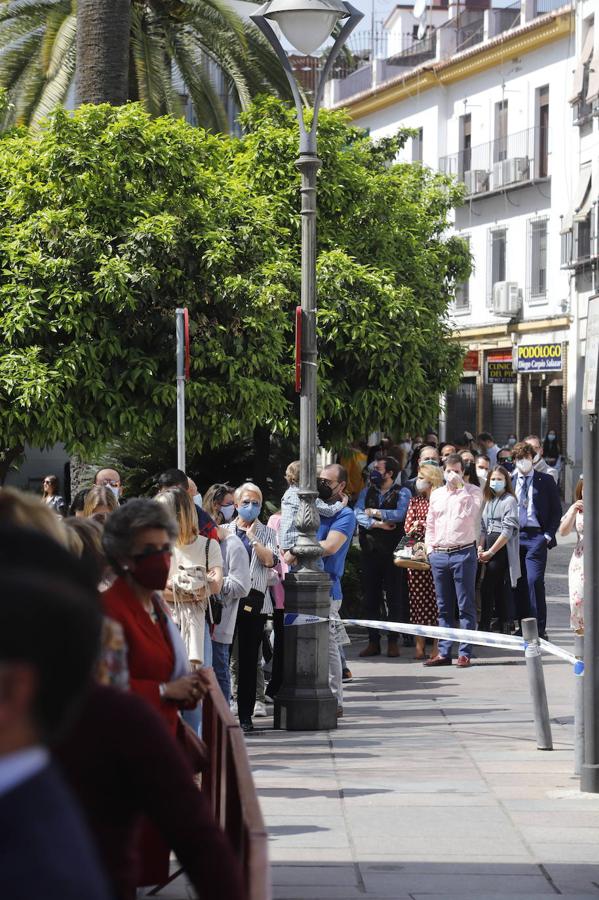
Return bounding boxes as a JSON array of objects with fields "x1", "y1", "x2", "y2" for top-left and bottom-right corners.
[
  {"x1": 423, "y1": 655, "x2": 452, "y2": 667},
  {"x1": 387, "y1": 642, "x2": 400, "y2": 658},
  {"x1": 359, "y1": 643, "x2": 381, "y2": 658},
  {"x1": 456, "y1": 655, "x2": 471, "y2": 668}
]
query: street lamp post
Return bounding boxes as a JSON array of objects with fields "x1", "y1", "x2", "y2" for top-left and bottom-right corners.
[{"x1": 250, "y1": 0, "x2": 362, "y2": 730}]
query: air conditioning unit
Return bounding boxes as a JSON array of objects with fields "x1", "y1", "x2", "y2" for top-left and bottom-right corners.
[
  {"x1": 491, "y1": 157, "x2": 529, "y2": 189},
  {"x1": 493, "y1": 281, "x2": 522, "y2": 316},
  {"x1": 502, "y1": 157, "x2": 529, "y2": 185},
  {"x1": 463, "y1": 169, "x2": 488, "y2": 194},
  {"x1": 491, "y1": 161, "x2": 504, "y2": 189}
]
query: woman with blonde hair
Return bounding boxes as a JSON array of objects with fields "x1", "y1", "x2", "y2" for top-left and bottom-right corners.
[
  {"x1": 0, "y1": 487, "x2": 68, "y2": 545},
  {"x1": 156, "y1": 489, "x2": 223, "y2": 669},
  {"x1": 404, "y1": 464, "x2": 444, "y2": 660},
  {"x1": 82, "y1": 486, "x2": 118, "y2": 524}
]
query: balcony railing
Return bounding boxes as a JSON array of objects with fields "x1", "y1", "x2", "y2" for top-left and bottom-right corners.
[
  {"x1": 439, "y1": 126, "x2": 548, "y2": 197},
  {"x1": 386, "y1": 31, "x2": 437, "y2": 68}
]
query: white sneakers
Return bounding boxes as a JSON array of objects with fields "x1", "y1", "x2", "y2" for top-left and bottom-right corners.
[{"x1": 230, "y1": 699, "x2": 269, "y2": 718}]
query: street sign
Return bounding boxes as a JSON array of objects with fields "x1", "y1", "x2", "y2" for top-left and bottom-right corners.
[
  {"x1": 487, "y1": 350, "x2": 516, "y2": 384},
  {"x1": 583, "y1": 295, "x2": 599, "y2": 415},
  {"x1": 517, "y1": 343, "x2": 562, "y2": 372},
  {"x1": 463, "y1": 350, "x2": 479, "y2": 372}
]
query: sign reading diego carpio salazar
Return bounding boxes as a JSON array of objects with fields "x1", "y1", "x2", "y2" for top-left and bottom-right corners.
[{"x1": 517, "y1": 343, "x2": 562, "y2": 372}]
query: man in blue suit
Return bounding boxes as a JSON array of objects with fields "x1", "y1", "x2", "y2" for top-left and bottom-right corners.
[
  {"x1": 511, "y1": 442, "x2": 562, "y2": 638},
  {"x1": 0, "y1": 526, "x2": 111, "y2": 900}
]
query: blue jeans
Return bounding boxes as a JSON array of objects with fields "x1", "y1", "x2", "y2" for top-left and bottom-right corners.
[
  {"x1": 212, "y1": 640, "x2": 231, "y2": 703},
  {"x1": 429, "y1": 545, "x2": 478, "y2": 659},
  {"x1": 514, "y1": 531, "x2": 548, "y2": 633}
]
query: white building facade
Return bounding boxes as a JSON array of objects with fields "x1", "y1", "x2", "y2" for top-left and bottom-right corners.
[{"x1": 325, "y1": 0, "x2": 596, "y2": 496}]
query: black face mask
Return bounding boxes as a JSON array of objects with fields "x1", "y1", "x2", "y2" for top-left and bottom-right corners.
[{"x1": 317, "y1": 478, "x2": 333, "y2": 501}]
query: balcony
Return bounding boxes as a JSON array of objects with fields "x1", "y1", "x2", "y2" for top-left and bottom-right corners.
[
  {"x1": 325, "y1": 0, "x2": 569, "y2": 106},
  {"x1": 439, "y1": 126, "x2": 548, "y2": 199}
]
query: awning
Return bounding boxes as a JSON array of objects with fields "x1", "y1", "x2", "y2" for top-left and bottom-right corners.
[
  {"x1": 561, "y1": 164, "x2": 592, "y2": 232},
  {"x1": 587, "y1": 46, "x2": 599, "y2": 103},
  {"x1": 570, "y1": 24, "x2": 594, "y2": 104}
]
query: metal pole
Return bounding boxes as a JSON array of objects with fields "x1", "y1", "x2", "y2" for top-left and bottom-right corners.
[
  {"x1": 250, "y1": 1, "x2": 363, "y2": 732},
  {"x1": 175, "y1": 308, "x2": 186, "y2": 473},
  {"x1": 582, "y1": 412, "x2": 599, "y2": 790},
  {"x1": 581, "y1": 293, "x2": 599, "y2": 792},
  {"x1": 575, "y1": 633, "x2": 584, "y2": 776},
  {"x1": 521, "y1": 617, "x2": 553, "y2": 750}
]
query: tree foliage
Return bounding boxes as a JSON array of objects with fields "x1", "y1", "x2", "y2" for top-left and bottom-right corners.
[
  {"x1": 0, "y1": 99, "x2": 469, "y2": 477},
  {"x1": 0, "y1": 0, "x2": 290, "y2": 129}
]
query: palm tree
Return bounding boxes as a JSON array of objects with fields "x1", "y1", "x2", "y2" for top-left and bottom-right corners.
[
  {"x1": 76, "y1": 0, "x2": 131, "y2": 106},
  {"x1": 0, "y1": 0, "x2": 291, "y2": 130}
]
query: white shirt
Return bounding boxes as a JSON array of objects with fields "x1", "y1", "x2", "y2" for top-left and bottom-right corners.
[{"x1": 0, "y1": 746, "x2": 48, "y2": 799}]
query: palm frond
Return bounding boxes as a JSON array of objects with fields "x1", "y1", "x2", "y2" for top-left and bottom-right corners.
[
  {"x1": 31, "y1": 14, "x2": 75, "y2": 123},
  {"x1": 167, "y1": 27, "x2": 229, "y2": 132}
]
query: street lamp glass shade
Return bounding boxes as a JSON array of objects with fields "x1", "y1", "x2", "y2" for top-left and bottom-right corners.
[
  {"x1": 268, "y1": 10, "x2": 340, "y2": 53},
  {"x1": 258, "y1": 0, "x2": 349, "y2": 55}
]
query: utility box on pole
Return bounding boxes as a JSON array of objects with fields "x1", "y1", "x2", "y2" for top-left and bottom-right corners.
[{"x1": 581, "y1": 294, "x2": 599, "y2": 793}]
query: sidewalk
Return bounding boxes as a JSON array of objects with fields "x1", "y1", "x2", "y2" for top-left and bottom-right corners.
[{"x1": 246, "y1": 534, "x2": 599, "y2": 899}]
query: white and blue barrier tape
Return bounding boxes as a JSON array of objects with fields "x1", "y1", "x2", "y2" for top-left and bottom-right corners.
[{"x1": 283, "y1": 614, "x2": 580, "y2": 671}]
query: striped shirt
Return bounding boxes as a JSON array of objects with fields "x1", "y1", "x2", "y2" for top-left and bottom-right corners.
[{"x1": 223, "y1": 520, "x2": 278, "y2": 615}]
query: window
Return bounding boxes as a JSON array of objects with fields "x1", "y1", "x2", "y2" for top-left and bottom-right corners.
[
  {"x1": 412, "y1": 127, "x2": 423, "y2": 163},
  {"x1": 488, "y1": 228, "x2": 507, "y2": 306},
  {"x1": 459, "y1": 114, "x2": 472, "y2": 175},
  {"x1": 494, "y1": 100, "x2": 508, "y2": 163},
  {"x1": 455, "y1": 236, "x2": 470, "y2": 311},
  {"x1": 536, "y1": 85, "x2": 549, "y2": 178},
  {"x1": 576, "y1": 214, "x2": 592, "y2": 260},
  {"x1": 529, "y1": 219, "x2": 548, "y2": 300}
]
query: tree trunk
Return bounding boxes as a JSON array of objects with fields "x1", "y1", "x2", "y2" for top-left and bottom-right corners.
[
  {"x1": 252, "y1": 426, "x2": 271, "y2": 497},
  {"x1": 75, "y1": 0, "x2": 132, "y2": 106}
]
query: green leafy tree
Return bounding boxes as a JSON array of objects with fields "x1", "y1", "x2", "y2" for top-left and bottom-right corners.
[
  {"x1": 0, "y1": 0, "x2": 289, "y2": 129},
  {"x1": 0, "y1": 100, "x2": 469, "y2": 484}
]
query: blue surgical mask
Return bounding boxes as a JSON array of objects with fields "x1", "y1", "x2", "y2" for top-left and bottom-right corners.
[
  {"x1": 489, "y1": 479, "x2": 505, "y2": 494},
  {"x1": 237, "y1": 501, "x2": 261, "y2": 523},
  {"x1": 221, "y1": 503, "x2": 235, "y2": 522},
  {"x1": 421, "y1": 459, "x2": 439, "y2": 468}
]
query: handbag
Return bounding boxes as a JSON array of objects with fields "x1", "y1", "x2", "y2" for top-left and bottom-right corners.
[
  {"x1": 204, "y1": 538, "x2": 223, "y2": 626},
  {"x1": 176, "y1": 715, "x2": 209, "y2": 774},
  {"x1": 240, "y1": 588, "x2": 265, "y2": 616}
]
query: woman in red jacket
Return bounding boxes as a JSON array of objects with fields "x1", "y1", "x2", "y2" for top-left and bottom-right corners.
[{"x1": 101, "y1": 499, "x2": 204, "y2": 887}]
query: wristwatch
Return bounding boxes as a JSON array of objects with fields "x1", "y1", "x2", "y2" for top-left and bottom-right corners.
[{"x1": 159, "y1": 683, "x2": 167, "y2": 699}]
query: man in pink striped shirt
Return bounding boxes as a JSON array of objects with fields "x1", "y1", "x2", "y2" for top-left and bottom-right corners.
[{"x1": 424, "y1": 454, "x2": 483, "y2": 668}]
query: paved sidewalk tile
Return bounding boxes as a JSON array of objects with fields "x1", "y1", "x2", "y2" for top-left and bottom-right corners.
[{"x1": 243, "y1": 536, "x2": 599, "y2": 899}]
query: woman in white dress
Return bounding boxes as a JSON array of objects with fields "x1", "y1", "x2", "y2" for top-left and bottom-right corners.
[
  {"x1": 558, "y1": 477, "x2": 584, "y2": 632},
  {"x1": 156, "y1": 489, "x2": 223, "y2": 664}
]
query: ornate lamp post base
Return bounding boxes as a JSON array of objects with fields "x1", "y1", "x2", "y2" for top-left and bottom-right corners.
[{"x1": 274, "y1": 570, "x2": 338, "y2": 731}]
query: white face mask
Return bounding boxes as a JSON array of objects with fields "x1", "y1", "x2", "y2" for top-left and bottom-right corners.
[
  {"x1": 106, "y1": 484, "x2": 120, "y2": 500},
  {"x1": 476, "y1": 468, "x2": 488, "y2": 481},
  {"x1": 516, "y1": 458, "x2": 533, "y2": 475},
  {"x1": 415, "y1": 478, "x2": 430, "y2": 493},
  {"x1": 532, "y1": 452, "x2": 541, "y2": 464}
]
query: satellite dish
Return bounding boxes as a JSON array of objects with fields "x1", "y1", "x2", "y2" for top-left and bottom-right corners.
[
  {"x1": 417, "y1": 21, "x2": 427, "y2": 39},
  {"x1": 413, "y1": 0, "x2": 426, "y2": 20}
]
